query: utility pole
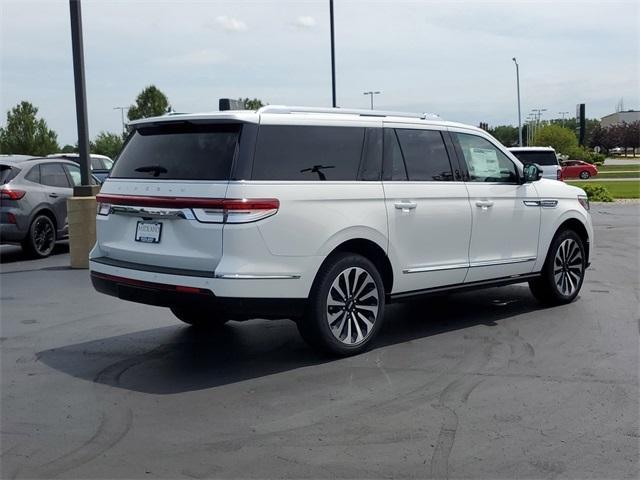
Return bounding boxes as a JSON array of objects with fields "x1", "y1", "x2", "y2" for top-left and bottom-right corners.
[
  {"x1": 329, "y1": 0, "x2": 336, "y2": 107},
  {"x1": 558, "y1": 111, "x2": 569, "y2": 127},
  {"x1": 363, "y1": 91, "x2": 381, "y2": 110},
  {"x1": 113, "y1": 106, "x2": 127, "y2": 135},
  {"x1": 530, "y1": 108, "x2": 546, "y2": 144},
  {"x1": 512, "y1": 58, "x2": 523, "y2": 146}
]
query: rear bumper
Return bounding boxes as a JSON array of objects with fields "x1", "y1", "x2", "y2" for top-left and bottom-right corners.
[
  {"x1": 0, "y1": 223, "x2": 27, "y2": 243},
  {"x1": 91, "y1": 271, "x2": 306, "y2": 320}
]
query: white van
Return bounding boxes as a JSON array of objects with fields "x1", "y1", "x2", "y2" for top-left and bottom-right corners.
[{"x1": 90, "y1": 106, "x2": 593, "y2": 355}]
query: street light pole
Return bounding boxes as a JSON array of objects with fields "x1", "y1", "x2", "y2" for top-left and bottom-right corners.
[
  {"x1": 113, "y1": 106, "x2": 126, "y2": 136},
  {"x1": 329, "y1": 0, "x2": 336, "y2": 108},
  {"x1": 512, "y1": 57, "x2": 522, "y2": 147},
  {"x1": 363, "y1": 91, "x2": 381, "y2": 110},
  {"x1": 69, "y1": 0, "x2": 91, "y2": 191}
]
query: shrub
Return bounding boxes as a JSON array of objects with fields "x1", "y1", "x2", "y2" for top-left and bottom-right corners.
[
  {"x1": 580, "y1": 184, "x2": 614, "y2": 202},
  {"x1": 566, "y1": 145, "x2": 606, "y2": 164}
]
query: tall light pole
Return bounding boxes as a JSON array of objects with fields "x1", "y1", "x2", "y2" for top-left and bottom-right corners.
[
  {"x1": 113, "y1": 106, "x2": 126, "y2": 135},
  {"x1": 363, "y1": 91, "x2": 381, "y2": 110},
  {"x1": 558, "y1": 111, "x2": 569, "y2": 127},
  {"x1": 70, "y1": 0, "x2": 91, "y2": 191},
  {"x1": 512, "y1": 57, "x2": 522, "y2": 146},
  {"x1": 329, "y1": 0, "x2": 336, "y2": 107}
]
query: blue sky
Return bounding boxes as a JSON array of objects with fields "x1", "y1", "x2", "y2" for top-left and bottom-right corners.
[{"x1": 1, "y1": 0, "x2": 638, "y2": 145}]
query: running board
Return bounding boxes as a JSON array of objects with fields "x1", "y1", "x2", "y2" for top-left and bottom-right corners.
[{"x1": 388, "y1": 273, "x2": 541, "y2": 302}]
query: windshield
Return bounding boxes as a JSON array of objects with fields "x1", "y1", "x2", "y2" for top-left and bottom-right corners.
[
  {"x1": 510, "y1": 151, "x2": 559, "y2": 166},
  {"x1": 110, "y1": 122, "x2": 241, "y2": 180}
]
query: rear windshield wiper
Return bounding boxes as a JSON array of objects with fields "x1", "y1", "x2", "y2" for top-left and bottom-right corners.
[{"x1": 134, "y1": 165, "x2": 168, "y2": 177}]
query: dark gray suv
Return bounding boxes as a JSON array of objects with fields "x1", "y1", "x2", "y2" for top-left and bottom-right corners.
[{"x1": 0, "y1": 155, "x2": 98, "y2": 257}]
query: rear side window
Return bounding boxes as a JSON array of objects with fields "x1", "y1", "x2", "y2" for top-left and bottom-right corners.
[
  {"x1": 383, "y1": 129, "x2": 407, "y2": 181},
  {"x1": 510, "y1": 150, "x2": 559, "y2": 166},
  {"x1": 40, "y1": 163, "x2": 71, "y2": 188},
  {"x1": 110, "y1": 123, "x2": 241, "y2": 180},
  {"x1": 252, "y1": 125, "x2": 365, "y2": 181},
  {"x1": 25, "y1": 165, "x2": 40, "y2": 183},
  {"x1": 0, "y1": 165, "x2": 20, "y2": 184},
  {"x1": 395, "y1": 129, "x2": 454, "y2": 181}
]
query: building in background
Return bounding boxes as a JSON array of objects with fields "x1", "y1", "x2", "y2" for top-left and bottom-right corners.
[{"x1": 600, "y1": 110, "x2": 640, "y2": 127}]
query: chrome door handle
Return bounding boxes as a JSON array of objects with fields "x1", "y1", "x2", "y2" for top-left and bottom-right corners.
[
  {"x1": 475, "y1": 200, "x2": 494, "y2": 210},
  {"x1": 49, "y1": 193, "x2": 59, "y2": 198},
  {"x1": 394, "y1": 201, "x2": 417, "y2": 212}
]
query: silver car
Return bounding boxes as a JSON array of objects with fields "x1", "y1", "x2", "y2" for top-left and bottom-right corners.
[{"x1": 0, "y1": 155, "x2": 98, "y2": 257}]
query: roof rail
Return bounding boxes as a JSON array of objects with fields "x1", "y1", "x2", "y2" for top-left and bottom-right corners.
[{"x1": 257, "y1": 105, "x2": 441, "y2": 120}]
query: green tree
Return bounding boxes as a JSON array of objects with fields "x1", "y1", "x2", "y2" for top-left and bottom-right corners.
[
  {"x1": 0, "y1": 101, "x2": 59, "y2": 155},
  {"x1": 488, "y1": 125, "x2": 519, "y2": 146},
  {"x1": 127, "y1": 85, "x2": 170, "y2": 121},
  {"x1": 239, "y1": 98, "x2": 265, "y2": 110},
  {"x1": 61, "y1": 144, "x2": 76, "y2": 153},
  {"x1": 532, "y1": 124, "x2": 578, "y2": 155},
  {"x1": 92, "y1": 131, "x2": 124, "y2": 159}
]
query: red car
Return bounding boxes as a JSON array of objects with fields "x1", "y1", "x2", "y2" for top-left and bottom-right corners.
[{"x1": 561, "y1": 160, "x2": 598, "y2": 179}]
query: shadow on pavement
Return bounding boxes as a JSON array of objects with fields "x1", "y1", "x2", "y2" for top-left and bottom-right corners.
[
  {"x1": 0, "y1": 242, "x2": 69, "y2": 264},
  {"x1": 37, "y1": 285, "x2": 545, "y2": 394}
]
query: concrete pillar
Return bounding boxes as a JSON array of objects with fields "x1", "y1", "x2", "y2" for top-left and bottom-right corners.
[{"x1": 67, "y1": 195, "x2": 97, "y2": 269}]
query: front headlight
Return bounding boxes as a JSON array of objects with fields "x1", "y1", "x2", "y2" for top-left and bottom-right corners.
[{"x1": 578, "y1": 195, "x2": 590, "y2": 211}]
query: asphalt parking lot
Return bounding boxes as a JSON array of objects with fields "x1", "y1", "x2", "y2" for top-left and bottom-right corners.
[{"x1": 1, "y1": 203, "x2": 638, "y2": 479}]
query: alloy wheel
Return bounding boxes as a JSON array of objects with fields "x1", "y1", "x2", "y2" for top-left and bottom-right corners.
[
  {"x1": 553, "y1": 238, "x2": 583, "y2": 296},
  {"x1": 326, "y1": 267, "x2": 379, "y2": 345},
  {"x1": 33, "y1": 217, "x2": 55, "y2": 255}
]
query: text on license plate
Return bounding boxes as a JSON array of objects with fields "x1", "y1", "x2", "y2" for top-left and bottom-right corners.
[{"x1": 135, "y1": 221, "x2": 162, "y2": 243}]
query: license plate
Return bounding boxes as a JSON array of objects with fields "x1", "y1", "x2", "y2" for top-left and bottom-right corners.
[{"x1": 135, "y1": 221, "x2": 162, "y2": 243}]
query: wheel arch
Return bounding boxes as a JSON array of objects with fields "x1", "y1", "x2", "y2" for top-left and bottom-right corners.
[
  {"x1": 556, "y1": 217, "x2": 590, "y2": 262},
  {"x1": 29, "y1": 206, "x2": 58, "y2": 236},
  {"x1": 320, "y1": 238, "x2": 394, "y2": 294}
]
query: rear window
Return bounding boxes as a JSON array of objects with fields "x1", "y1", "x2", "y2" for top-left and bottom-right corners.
[
  {"x1": 252, "y1": 125, "x2": 365, "y2": 181},
  {"x1": 0, "y1": 165, "x2": 20, "y2": 184},
  {"x1": 510, "y1": 150, "x2": 559, "y2": 166},
  {"x1": 110, "y1": 123, "x2": 241, "y2": 180}
]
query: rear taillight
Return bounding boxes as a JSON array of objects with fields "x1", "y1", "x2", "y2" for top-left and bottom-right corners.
[
  {"x1": 0, "y1": 188, "x2": 26, "y2": 200},
  {"x1": 95, "y1": 194, "x2": 279, "y2": 224},
  {"x1": 557, "y1": 169, "x2": 563, "y2": 181}
]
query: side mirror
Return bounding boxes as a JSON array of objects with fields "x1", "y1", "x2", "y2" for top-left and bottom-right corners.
[{"x1": 522, "y1": 163, "x2": 543, "y2": 183}]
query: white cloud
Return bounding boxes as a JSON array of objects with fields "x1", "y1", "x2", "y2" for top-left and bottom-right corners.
[
  {"x1": 215, "y1": 15, "x2": 248, "y2": 32},
  {"x1": 154, "y1": 49, "x2": 228, "y2": 67},
  {"x1": 294, "y1": 16, "x2": 316, "y2": 28}
]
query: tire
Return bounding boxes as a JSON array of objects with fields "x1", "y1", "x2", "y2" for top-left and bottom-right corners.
[
  {"x1": 529, "y1": 229, "x2": 586, "y2": 305},
  {"x1": 579, "y1": 170, "x2": 590, "y2": 179},
  {"x1": 21, "y1": 214, "x2": 56, "y2": 258},
  {"x1": 170, "y1": 307, "x2": 229, "y2": 328},
  {"x1": 297, "y1": 253, "x2": 385, "y2": 356}
]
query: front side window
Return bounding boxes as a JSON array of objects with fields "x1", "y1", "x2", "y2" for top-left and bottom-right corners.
[
  {"x1": 252, "y1": 125, "x2": 365, "y2": 181},
  {"x1": 455, "y1": 133, "x2": 518, "y2": 183},
  {"x1": 395, "y1": 129, "x2": 453, "y2": 181},
  {"x1": 40, "y1": 163, "x2": 71, "y2": 188}
]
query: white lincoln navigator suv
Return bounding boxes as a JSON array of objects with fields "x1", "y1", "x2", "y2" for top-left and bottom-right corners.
[{"x1": 90, "y1": 106, "x2": 593, "y2": 355}]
